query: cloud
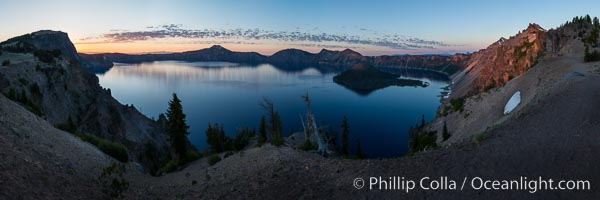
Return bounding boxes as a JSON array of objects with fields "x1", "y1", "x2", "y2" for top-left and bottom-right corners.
[{"x1": 95, "y1": 24, "x2": 451, "y2": 50}]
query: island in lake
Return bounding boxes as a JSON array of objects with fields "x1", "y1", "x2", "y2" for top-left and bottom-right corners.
[{"x1": 333, "y1": 63, "x2": 429, "y2": 95}]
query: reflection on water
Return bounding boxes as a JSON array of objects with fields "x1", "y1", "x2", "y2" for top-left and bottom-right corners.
[{"x1": 98, "y1": 61, "x2": 447, "y2": 157}]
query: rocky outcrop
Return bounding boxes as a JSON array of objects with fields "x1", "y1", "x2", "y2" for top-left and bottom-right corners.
[
  {"x1": 0, "y1": 30, "x2": 80, "y2": 61},
  {"x1": 451, "y1": 23, "x2": 547, "y2": 98},
  {"x1": 0, "y1": 31, "x2": 172, "y2": 171}
]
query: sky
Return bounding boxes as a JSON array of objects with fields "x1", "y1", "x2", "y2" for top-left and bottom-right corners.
[{"x1": 0, "y1": 0, "x2": 599, "y2": 56}]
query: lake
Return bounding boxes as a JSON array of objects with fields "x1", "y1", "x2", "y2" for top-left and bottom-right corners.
[{"x1": 97, "y1": 61, "x2": 448, "y2": 157}]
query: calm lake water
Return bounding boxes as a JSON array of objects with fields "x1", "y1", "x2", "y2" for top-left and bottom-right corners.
[{"x1": 97, "y1": 61, "x2": 447, "y2": 157}]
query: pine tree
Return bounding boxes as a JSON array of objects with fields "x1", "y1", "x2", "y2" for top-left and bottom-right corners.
[
  {"x1": 206, "y1": 123, "x2": 227, "y2": 153},
  {"x1": 340, "y1": 115, "x2": 349, "y2": 156},
  {"x1": 259, "y1": 98, "x2": 284, "y2": 147},
  {"x1": 421, "y1": 114, "x2": 425, "y2": 128},
  {"x1": 442, "y1": 121, "x2": 450, "y2": 141},
  {"x1": 355, "y1": 138, "x2": 364, "y2": 159},
  {"x1": 270, "y1": 112, "x2": 284, "y2": 146},
  {"x1": 166, "y1": 93, "x2": 189, "y2": 160},
  {"x1": 257, "y1": 115, "x2": 267, "y2": 146}
]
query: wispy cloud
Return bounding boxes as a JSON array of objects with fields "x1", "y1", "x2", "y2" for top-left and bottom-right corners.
[{"x1": 84, "y1": 24, "x2": 452, "y2": 50}]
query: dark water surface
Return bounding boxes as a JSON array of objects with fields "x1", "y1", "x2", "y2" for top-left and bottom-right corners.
[{"x1": 97, "y1": 61, "x2": 448, "y2": 157}]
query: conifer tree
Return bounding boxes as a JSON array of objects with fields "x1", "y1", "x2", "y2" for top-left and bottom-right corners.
[
  {"x1": 257, "y1": 115, "x2": 267, "y2": 146},
  {"x1": 166, "y1": 93, "x2": 189, "y2": 160},
  {"x1": 341, "y1": 115, "x2": 349, "y2": 156},
  {"x1": 355, "y1": 138, "x2": 364, "y2": 159},
  {"x1": 442, "y1": 121, "x2": 450, "y2": 141}
]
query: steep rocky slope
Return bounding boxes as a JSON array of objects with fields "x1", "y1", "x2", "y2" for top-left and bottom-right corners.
[
  {"x1": 0, "y1": 94, "x2": 115, "y2": 199},
  {"x1": 427, "y1": 18, "x2": 600, "y2": 145},
  {"x1": 0, "y1": 31, "x2": 172, "y2": 170},
  {"x1": 451, "y1": 23, "x2": 547, "y2": 98}
]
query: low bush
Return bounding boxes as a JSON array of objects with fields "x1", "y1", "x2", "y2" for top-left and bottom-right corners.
[
  {"x1": 407, "y1": 131, "x2": 438, "y2": 156},
  {"x1": 450, "y1": 97, "x2": 465, "y2": 112},
  {"x1": 233, "y1": 128, "x2": 255, "y2": 151},
  {"x1": 473, "y1": 132, "x2": 488, "y2": 144},
  {"x1": 78, "y1": 133, "x2": 129, "y2": 162},
  {"x1": 160, "y1": 160, "x2": 179, "y2": 173},
  {"x1": 181, "y1": 151, "x2": 203, "y2": 164},
  {"x1": 2, "y1": 59, "x2": 9, "y2": 66},
  {"x1": 99, "y1": 162, "x2": 129, "y2": 199},
  {"x1": 34, "y1": 49, "x2": 61, "y2": 64},
  {"x1": 207, "y1": 154, "x2": 221, "y2": 166},
  {"x1": 223, "y1": 151, "x2": 234, "y2": 158},
  {"x1": 298, "y1": 139, "x2": 317, "y2": 151}
]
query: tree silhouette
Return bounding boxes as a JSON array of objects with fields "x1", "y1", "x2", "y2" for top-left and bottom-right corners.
[
  {"x1": 166, "y1": 93, "x2": 189, "y2": 160},
  {"x1": 341, "y1": 115, "x2": 349, "y2": 156}
]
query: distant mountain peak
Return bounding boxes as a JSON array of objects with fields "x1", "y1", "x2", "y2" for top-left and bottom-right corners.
[
  {"x1": 341, "y1": 48, "x2": 362, "y2": 56},
  {"x1": 208, "y1": 45, "x2": 229, "y2": 51},
  {"x1": 318, "y1": 48, "x2": 336, "y2": 54}
]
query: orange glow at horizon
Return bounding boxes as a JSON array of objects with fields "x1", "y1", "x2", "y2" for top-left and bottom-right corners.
[
  {"x1": 75, "y1": 41, "x2": 324, "y2": 55},
  {"x1": 74, "y1": 38, "x2": 479, "y2": 56}
]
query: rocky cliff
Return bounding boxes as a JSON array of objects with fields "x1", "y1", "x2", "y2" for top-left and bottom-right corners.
[
  {"x1": 0, "y1": 31, "x2": 172, "y2": 172},
  {"x1": 424, "y1": 17, "x2": 600, "y2": 146},
  {"x1": 451, "y1": 24, "x2": 547, "y2": 98}
]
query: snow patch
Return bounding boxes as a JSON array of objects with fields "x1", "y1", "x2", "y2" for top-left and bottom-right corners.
[{"x1": 504, "y1": 91, "x2": 521, "y2": 115}]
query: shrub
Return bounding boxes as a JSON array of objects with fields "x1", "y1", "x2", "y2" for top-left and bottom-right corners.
[
  {"x1": 54, "y1": 116, "x2": 76, "y2": 133},
  {"x1": 207, "y1": 154, "x2": 221, "y2": 166},
  {"x1": 6, "y1": 88, "x2": 17, "y2": 100},
  {"x1": 450, "y1": 97, "x2": 465, "y2": 112},
  {"x1": 298, "y1": 139, "x2": 317, "y2": 151},
  {"x1": 29, "y1": 83, "x2": 41, "y2": 97},
  {"x1": 233, "y1": 128, "x2": 254, "y2": 151},
  {"x1": 181, "y1": 151, "x2": 203, "y2": 164},
  {"x1": 160, "y1": 160, "x2": 179, "y2": 173},
  {"x1": 442, "y1": 121, "x2": 451, "y2": 141},
  {"x1": 79, "y1": 133, "x2": 128, "y2": 162},
  {"x1": 223, "y1": 151, "x2": 234, "y2": 158},
  {"x1": 584, "y1": 47, "x2": 600, "y2": 62},
  {"x1": 473, "y1": 132, "x2": 488, "y2": 144},
  {"x1": 98, "y1": 141, "x2": 129, "y2": 162},
  {"x1": 408, "y1": 131, "x2": 438, "y2": 155},
  {"x1": 34, "y1": 49, "x2": 61, "y2": 64},
  {"x1": 2, "y1": 59, "x2": 10, "y2": 66},
  {"x1": 99, "y1": 163, "x2": 129, "y2": 199}
]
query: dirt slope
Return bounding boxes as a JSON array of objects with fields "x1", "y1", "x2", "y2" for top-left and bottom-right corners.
[{"x1": 0, "y1": 94, "x2": 120, "y2": 199}]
